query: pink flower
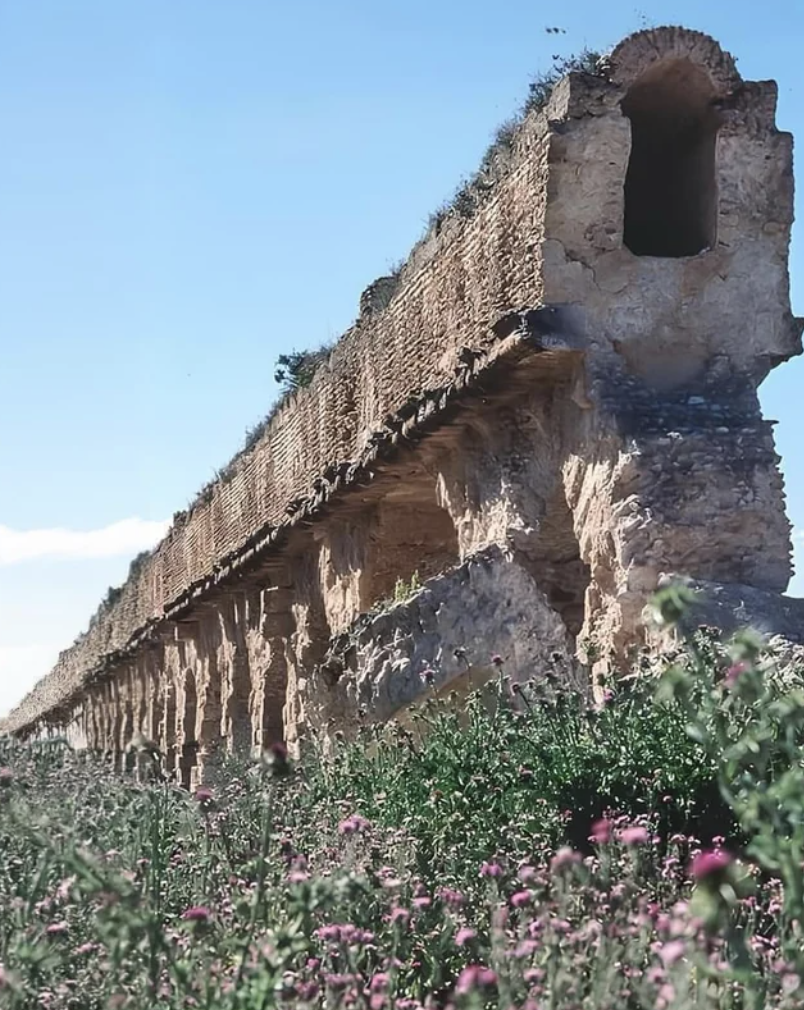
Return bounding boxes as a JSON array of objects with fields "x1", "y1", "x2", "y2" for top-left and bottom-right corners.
[
  {"x1": 181, "y1": 906, "x2": 211, "y2": 923},
  {"x1": 550, "y1": 847, "x2": 581, "y2": 874},
  {"x1": 455, "y1": 927, "x2": 477, "y2": 947},
  {"x1": 491, "y1": 655, "x2": 504, "y2": 668},
  {"x1": 618, "y1": 826, "x2": 650, "y2": 845},
  {"x1": 724, "y1": 662, "x2": 749, "y2": 688},
  {"x1": 510, "y1": 890, "x2": 531, "y2": 908},
  {"x1": 340, "y1": 924, "x2": 374, "y2": 945},
  {"x1": 455, "y1": 965, "x2": 497, "y2": 995},
  {"x1": 389, "y1": 906, "x2": 410, "y2": 926},
  {"x1": 316, "y1": 924, "x2": 341, "y2": 942},
  {"x1": 338, "y1": 814, "x2": 371, "y2": 835},
  {"x1": 515, "y1": 939, "x2": 537, "y2": 958},
  {"x1": 657, "y1": 983, "x2": 676, "y2": 1009},
  {"x1": 370, "y1": 973, "x2": 390, "y2": 992},
  {"x1": 690, "y1": 849, "x2": 732, "y2": 881},
  {"x1": 479, "y1": 861, "x2": 502, "y2": 878},
  {"x1": 412, "y1": 896, "x2": 431, "y2": 909},
  {"x1": 296, "y1": 981, "x2": 320, "y2": 1001},
  {"x1": 45, "y1": 921, "x2": 68, "y2": 936},
  {"x1": 590, "y1": 818, "x2": 612, "y2": 844},
  {"x1": 658, "y1": 940, "x2": 686, "y2": 967},
  {"x1": 194, "y1": 786, "x2": 213, "y2": 804},
  {"x1": 437, "y1": 886, "x2": 466, "y2": 908}
]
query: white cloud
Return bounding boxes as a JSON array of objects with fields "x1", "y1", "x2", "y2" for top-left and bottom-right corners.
[{"x1": 0, "y1": 517, "x2": 169, "y2": 566}]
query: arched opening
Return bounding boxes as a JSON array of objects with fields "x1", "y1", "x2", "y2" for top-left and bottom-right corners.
[
  {"x1": 363, "y1": 487, "x2": 461, "y2": 607},
  {"x1": 228, "y1": 649, "x2": 252, "y2": 755},
  {"x1": 622, "y1": 58, "x2": 720, "y2": 257},
  {"x1": 261, "y1": 683, "x2": 285, "y2": 749},
  {"x1": 179, "y1": 671, "x2": 198, "y2": 791},
  {"x1": 163, "y1": 681, "x2": 177, "y2": 780}
]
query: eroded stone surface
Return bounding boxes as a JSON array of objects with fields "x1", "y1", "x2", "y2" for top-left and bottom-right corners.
[
  {"x1": 301, "y1": 546, "x2": 583, "y2": 739},
  {"x1": 663, "y1": 577, "x2": 804, "y2": 643},
  {"x1": 4, "y1": 27, "x2": 802, "y2": 777}
]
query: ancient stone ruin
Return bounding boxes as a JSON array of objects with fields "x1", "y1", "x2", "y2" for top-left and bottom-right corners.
[{"x1": 4, "y1": 27, "x2": 803, "y2": 786}]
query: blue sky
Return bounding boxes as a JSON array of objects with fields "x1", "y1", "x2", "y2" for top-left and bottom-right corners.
[{"x1": 1, "y1": 0, "x2": 802, "y2": 716}]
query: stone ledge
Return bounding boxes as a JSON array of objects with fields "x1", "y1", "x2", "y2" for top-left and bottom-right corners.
[
  {"x1": 661, "y1": 576, "x2": 804, "y2": 642},
  {"x1": 306, "y1": 545, "x2": 588, "y2": 735}
]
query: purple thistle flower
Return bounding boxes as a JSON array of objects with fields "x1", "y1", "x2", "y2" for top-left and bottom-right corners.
[
  {"x1": 550, "y1": 847, "x2": 581, "y2": 874},
  {"x1": 455, "y1": 965, "x2": 497, "y2": 996},
  {"x1": 437, "y1": 886, "x2": 466, "y2": 908},
  {"x1": 194, "y1": 785, "x2": 213, "y2": 804},
  {"x1": 690, "y1": 849, "x2": 732, "y2": 881},
  {"x1": 658, "y1": 939, "x2": 686, "y2": 967},
  {"x1": 479, "y1": 861, "x2": 503, "y2": 878},
  {"x1": 590, "y1": 818, "x2": 612, "y2": 844},
  {"x1": 338, "y1": 813, "x2": 371, "y2": 835},
  {"x1": 315, "y1": 924, "x2": 341, "y2": 942},
  {"x1": 389, "y1": 906, "x2": 410, "y2": 926},
  {"x1": 370, "y1": 973, "x2": 390, "y2": 992},
  {"x1": 618, "y1": 825, "x2": 650, "y2": 846},
  {"x1": 181, "y1": 906, "x2": 211, "y2": 923}
]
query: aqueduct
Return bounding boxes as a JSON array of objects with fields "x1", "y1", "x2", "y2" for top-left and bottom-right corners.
[{"x1": 4, "y1": 27, "x2": 803, "y2": 786}]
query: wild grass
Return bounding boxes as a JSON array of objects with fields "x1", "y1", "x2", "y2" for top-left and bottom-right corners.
[{"x1": 2, "y1": 606, "x2": 804, "y2": 1007}]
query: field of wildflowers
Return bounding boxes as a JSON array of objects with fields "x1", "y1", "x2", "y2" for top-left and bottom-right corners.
[{"x1": 2, "y1": 600, "x2": 804, "y2": 1008}]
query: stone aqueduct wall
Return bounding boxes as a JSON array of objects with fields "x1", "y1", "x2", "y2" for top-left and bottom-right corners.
[
  {"x1": 3, "y1": 67, "x2": 556, "y2": 738},
  {"x1": 5, "y1": 27, "x2": 803, "y2": 786}
]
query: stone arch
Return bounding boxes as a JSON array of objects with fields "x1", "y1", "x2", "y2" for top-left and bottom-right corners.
[
  {"x1": 261, "y1": 683, "x2": 285, "y2": 749},
  {"x1": 179, "y1": 670, "x2": 198, "y2": 790},
  {"x1": 163, "y1": 679, "x2": 178, "y2": 779},
  {"x1": 621, "y1": 58, "x2": 720, "y2": 257},
  {"x1": 609, "y1": 26, "x2": 741, "y2": 94}
]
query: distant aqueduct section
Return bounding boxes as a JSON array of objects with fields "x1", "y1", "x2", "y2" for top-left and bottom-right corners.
[{"x1": 4, "y1": 27, "x2": 803, "y2": 788}]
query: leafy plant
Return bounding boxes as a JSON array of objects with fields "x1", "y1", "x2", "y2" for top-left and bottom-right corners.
[
  {"x1": 2, "y1": 604, "x2": 804, "y2": 1007},
  {"x1": 273, "y1": 345, "x2": 332, "y2": 395},
  {"x1": 393, "y1": 571, "x2": 422, "y2": 604}
]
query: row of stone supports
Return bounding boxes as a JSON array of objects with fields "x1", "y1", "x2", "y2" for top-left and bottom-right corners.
[
  {"x1": 29, "y1": 356, "x2": 794, "y2": 784},
  {"x1": 59, "y1": 581, "x2": 292, "y2": 789}
]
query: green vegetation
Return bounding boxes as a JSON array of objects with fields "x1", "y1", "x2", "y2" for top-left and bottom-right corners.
[
  {"x1": 393, "y1": 571, "x2": 422, "y2": 605},
  {"x1": 428, "y1": 48, "x2": 603, "y2": 233},
  {"x1": 273, "y1": 345, "x2": 333, "y2": 398},
  {"x1": 2, "y1": 602, "x2": 804, "y2": 1007}
]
